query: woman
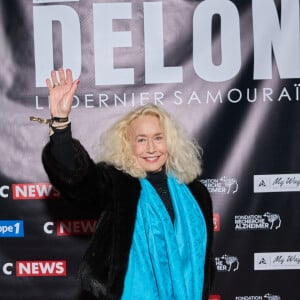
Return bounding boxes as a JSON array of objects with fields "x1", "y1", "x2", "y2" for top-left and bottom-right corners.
[{"x1": 40, "y1": 68, "x2": 214, "y2": 299}]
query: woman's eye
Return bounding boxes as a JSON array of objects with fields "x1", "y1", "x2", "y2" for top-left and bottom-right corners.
[{"x1": 137, "y1": 138, "x2": 146, "y2": 143}]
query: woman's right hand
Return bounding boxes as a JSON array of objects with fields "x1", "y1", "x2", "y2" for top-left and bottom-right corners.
[{"x1": 46, "y1": 68, "x2": 79, "y2": 118}]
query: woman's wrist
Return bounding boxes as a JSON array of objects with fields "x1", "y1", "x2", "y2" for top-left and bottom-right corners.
[
  {"x1": 51, "y1": 122, "x2": 71, "y2": 134},
  {"x1": 49, "y1": 121, "x2": 71, "y2": 136},
  {"x1": 51, "y1": 116, "x2": 69, "y2": 122},
  {"x1": 51, "y1": 121, "x2": 70, "y2": 129},
  {"x1": 30, "y1": 115, "x2": 70, "y2": 135},
  {"x1": 51, "y1": 116, "x2": 70, "y2": 128}
]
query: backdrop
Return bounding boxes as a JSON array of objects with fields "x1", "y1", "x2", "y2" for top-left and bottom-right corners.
[{"x1": 0, "y1": 0, "x2": 299, "y2": 299}]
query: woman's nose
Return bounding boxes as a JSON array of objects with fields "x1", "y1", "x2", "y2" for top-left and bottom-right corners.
[{"x1": 147, "y1": 140, "x2": 155, "y2": 153}]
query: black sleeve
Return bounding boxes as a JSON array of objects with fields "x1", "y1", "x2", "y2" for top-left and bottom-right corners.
[
  {"x1": 42, "y1": 134, "x2": 115, "y2": 213},
  {"x1": 50, "y1": 123, "x2": 76, "y2": 170}
]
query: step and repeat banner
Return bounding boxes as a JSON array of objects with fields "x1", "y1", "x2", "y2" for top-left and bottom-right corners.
[{"x1": 0, "y1": 0, "x2": 299, "y2": 299}]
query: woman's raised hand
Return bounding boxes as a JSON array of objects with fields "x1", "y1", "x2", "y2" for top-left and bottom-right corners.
[{"x1": 46, "y1": 68, "x2": 79, "y2": 118}]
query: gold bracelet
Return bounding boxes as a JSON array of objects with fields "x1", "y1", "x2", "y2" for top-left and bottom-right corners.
[
  {"x1": 51, "y1": 120, "x2": 71, "y2": 128},
  {"x1": 29, "y1": 116, "x2": 70, "y2": 136},
  {"x1": 29, "y1": 116, "x2": 51, "y2": 124},
  {"x1": 49, "y1": 121, "x2": 71, "y2": 136},
  {"x1": 29, "y1": 116, "x2": 69, "y2": 124}
]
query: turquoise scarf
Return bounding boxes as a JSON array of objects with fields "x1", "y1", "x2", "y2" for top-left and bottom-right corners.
[{"x1": 121, "y1": 175, "x2": 207, "y2": 299}]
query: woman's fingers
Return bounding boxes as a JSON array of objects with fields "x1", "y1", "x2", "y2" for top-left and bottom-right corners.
[
  {"x1": 63, "y1": 79, "x2": 79, "y2": 109},
  {"x1": 46, "y1": 78, "x2": 53, "y2": 91},
  {"x1": 65, "y1": 68, "x2": 73, "y2": 85},
  {"x1": 49, "y1": 68, "x2": 68, "y2": 87},
  {"x1": 58, "y1": 68, "x2": 66, "y2": 85},
  {"x1": 46, "y1": 68, "x2": 79, "y2": 116},
  {"x1": 69, "y1": 79, "x2": 80, "y2": 97},
  {"x1": 47, "y1": 68, "x2": 75, "y2": 87},
  {"x1": 50, "y1": 70, "x2": 59, "y2": 86}
]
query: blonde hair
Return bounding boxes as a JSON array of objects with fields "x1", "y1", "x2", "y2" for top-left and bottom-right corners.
[{"x1": 97, "y1": 104, "x2": 202, "y2": 183}]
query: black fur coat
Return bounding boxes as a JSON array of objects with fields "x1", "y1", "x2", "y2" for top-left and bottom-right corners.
[{"x1": 42, "y1": 139, "x2": 214, "y2": 300}]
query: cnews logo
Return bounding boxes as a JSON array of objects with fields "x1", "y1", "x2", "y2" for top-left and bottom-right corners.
[
  {"x1": 2, "y1": 260, "x2": 67, "y2": 276},
  {"x1": 209, "y1": 295, "x2": 221, "y2": 300},
  {"x1": 0, "y1": 220, "x2": 24, "y2": 238},
  {"x1": 44, "y1": 219, "x2": 97, "y2": 236},
  {"x1": 215, "y1": 254, "x2": 239, "y2": 272},
  {"x1": 12, "y1": 183, "x2": 60, "y2": 200}
]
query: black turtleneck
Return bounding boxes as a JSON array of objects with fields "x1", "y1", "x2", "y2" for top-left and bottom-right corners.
[{"x1": 146, "y1": 169, "x2": 175, "y2": 223}]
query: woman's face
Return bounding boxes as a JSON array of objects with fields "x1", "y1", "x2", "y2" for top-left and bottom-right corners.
[{"x1": 127, "y1": 114, "x2": 168, "y2": 173}]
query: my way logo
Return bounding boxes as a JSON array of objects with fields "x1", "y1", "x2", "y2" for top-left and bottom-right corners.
[
  {"x1": 234, "y1": 212, "x2": 282, "y2": 231},
  {"x1": 200, "y1": 176, "x2": 238, "y2": 194},
  {"x1": 254, "y1": 174, "x2": 300, "y2": 193},
  {"x1": 0, "y1": 221, "x2": 24, "y2": 238},
  {"x1": 235, "y1": 293, "x2": 281, "y2": 300},
  {"x1": 215, "y1": 254, "x2": 239, "y2": 272},
  {"x1": 255, "y1": 252, "x2": 300, "y2": 270}
]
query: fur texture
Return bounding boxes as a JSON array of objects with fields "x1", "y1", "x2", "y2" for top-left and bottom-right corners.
[{"x1": 42, "y1": 139, "x2": 214, "y2": 300}]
